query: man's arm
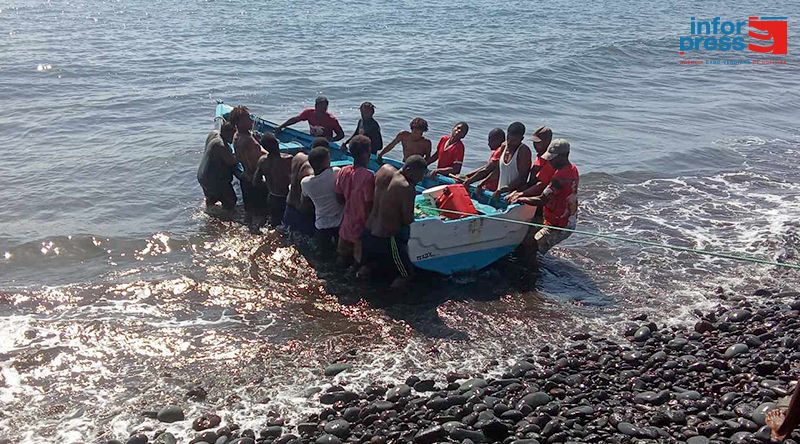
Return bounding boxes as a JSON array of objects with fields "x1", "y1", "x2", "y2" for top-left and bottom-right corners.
[
  {"x1": 378, "y1": 132, "x2": 404, "y2": 158},
  {"x1": 276, "y1": 114, "x2": 304, "y2": 132},
  {"x1": 331, "y1": 119, "x2": 345, "y2": 142},
  {"x1": 252, "y1": 155, "x2": 268, "y2": 186},
  {"x1": 341, "y1": 123, "x2": 360, "y2": 151},
  {"x1": 215, "y1": 142, "x2": 239, "y2": 167},
  {"x1": 401, "y1": 187, "x2": 416, "y2": 225}
]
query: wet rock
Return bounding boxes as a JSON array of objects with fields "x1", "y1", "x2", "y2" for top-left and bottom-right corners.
[
  {"x1": 193, "y1": 413, "x2": 222, "y2": 431},
  {"x1": 186, "y1": 386, "x2": 208, "y2": 401},
  {"x1": 695, "y1": 321, "x2": 714, "y2": 333},
  {"x1": 450, "y1": 428, "x2": 486, "y2": 443},
  {"x1": 724, "y1": 343, "x2": 749, "y2": 359},
  {"x1": 319, "y1": 391, "x2": 358, "y2": 404},
  {"x1": 324, "y1": 419, "x2": 350, "y2": 438},
  {"x1": 413, "y1": 379, "x2": 436, "y2": 392},
  {"x1": 755, "y1": 360, "x2": 779, "y2": 375},
  {"x1": 751, "y1": 402, "x2": 776, "y2": 426},
  {"x1": 459, "y1": 378, "x2": 488, "y2": 392},
  {"x1": 634, "y1": 326, "x2": 652, "y2": 342},
  {"x1": 154, "y1": 432, "x2": 177, "y2": 444},
  {"x1": 686, "y1": 437, "x2": 709, "y2": 444},
  {"x1": 413, "y1": 425, "x2": 447, "y2": 444},
  {"x1": 726, "y1": 309, "x2": 752, "y2": 323},
  {"x1": 667, "y1": 338, "x2": 688, "y2": 350},
  {"x1": 297, "y1": 423, "x2": 318, "y2": 436},
  {"x1": 729, "y1": 432, "x2": 752, "y2": 444},
  {"x1": 521, "y1": 391, "x2": 551, "y2": 408},
  {"x1": 126, "y1": 435, "x2": 148, "y2": 444},
  {"x1": 315, "y1": 434, "x2": 342, "y2": 444},
  {"x1": 617, "y1": 422, "x2": 638, "y2": 436},
  {"x1": 261, "y1": 426, "x2": 282, "y2": 438},
  {"x1": 565, "y1": 405, "x2": 594, "y2": 418},
  {"x1": 157, "y1": 405, "x2": 185, "y2": 423},
  {"x1": 634, "y1": 391, "x2": 669, "y2": 406},
  {"x1": 324, "y1": 363, "x2": 353, "y2": 377},
  {"x1": 481, "y1": 420, "x2": 510, "y2": 441},
  {"x1": 385, "y1": 384, "x2": 411, "y2": 401}
]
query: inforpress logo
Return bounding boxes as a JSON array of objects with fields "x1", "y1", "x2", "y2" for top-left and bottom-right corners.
[
  {"x1": 679, "y1": 16, "x2": 788, "y2": 64},
  {"x1": 748, "y1": 16, "x2": 788, "y2": 54}
]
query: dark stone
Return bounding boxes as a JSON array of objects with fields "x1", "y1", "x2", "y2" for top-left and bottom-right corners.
[
  {"x1": 414, "y1": 379, "x2": 436, "y2": 392},
  {"x1": 634, "y1": 326, "x2": 652, "y2": 342},
  {"x1": 565, "y1": 406, "x2": 594, "y2": 418},
  {"x1": 726, "y1": 309, "x2": 752, "y2": 323},
  {"x1": 157, "y1": 405, "x2": 185, "y2": 423},
  {"x1": 324, "y1": 419, "x2": 350, "y2": 439},
  {"x1": 687, "y1": 437, "x2": 709, "y2": 444},
  {"x1": 724, "y1": 344, "x2": 749, "y2": 359},
  {"x1": 695, "y1": 321, "x2": 714, "y2": 333},
  {"x1": 324, "y1": 363, "x2": 353, "y2": 377},
  {"x1": 297, "y1": 423, "x2": 318, "y2": 436},
  {"x1": 187, "y1": 386, "x2": 208, "y2": 401},
  {"x1": 667, "y1": 338, "x2": 688, "y2": 350},
  {"x1": 315, "y1": 434, "x2": 341, "y2": 444},
  {"x1": 126, "y1": 435, "x2": 148, "y2": 444},
  {"x1": 501, "y1": 409, "x2": 524, "y2": 421},
  {"x1": 261, "y1": 426, "x2": 282, "y2": 438},
  {"x1": 481, "y1": 420, "x2": 510, "y2": 441},
  {"x1": 459, "y1": 378, "x2": 488, "y2": 392},
  {"x1": 755, "y1": 361, "x2": 779, "y2": 375},
  {"x1": 634, "y1": 391, "x2": 669, "y2": 406},
  {"x1": 193, "y1": 414, "x2": 222, "y2": 431},
  {"x1": 413, "y1": 425, "x2": 447, "y2": 444},
  {"x1": 386, "y1": 384, "x2": 411, "y2": 401},
  {"x1": 154, "y1": 432, "x2": 177, "y2": 444},
  {"x1": 521, "y1": 392, "x2": 551, "y2": 408},
  {"x1": 729, "y1": 432, "x2": 752, "y2": 444},
  {"x1": 751, "y1": 402, "x2": 776, "y2": 426},
  {"x1": 617, "y1": 422, "x2": 638, "y2": 436},
  {"x1": 450, "y1": 428, "x2": 487, "y2": 443},
  {"x1": 319, "y1": 391, "x2": 358, "y2": 405}
]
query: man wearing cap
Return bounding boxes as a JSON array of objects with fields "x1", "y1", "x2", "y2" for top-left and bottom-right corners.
[
  {"x1": 509, "y1": 139, "x2": 579, "y2": 254},
  {"x1": 276, "y1": 96, "x2": 345, "y2": 142},
  {"x1": 341, "y1": 101, "x2": 383, "y2": 155}
]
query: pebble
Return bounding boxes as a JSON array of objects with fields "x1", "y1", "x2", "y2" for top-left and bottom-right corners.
[
  {"x1": 385, "y1": 384, "x2": 411, "y2": 401},
  {"x1": 459, "y1": 378, "x2": 488, "y2": 392},
  {"x1": 154, "y1": 433, "x2": 177, "y2": 444},
  {"x1": 520, "y1": 392, "x2": 551, "y2": 408},
  {"x1": 413, "y1": 425, "x2": 447, "y2": 444},
  {"x1": 126, "y1": 435, "x2": 148, "y2": 444},
  {"x1": 324, "y1": 419, "x2": 350, "y2": 438},
  {"x1": 157, "y1": 405, "x2": 185, "y2": 423},
  {"x1": 724, "y1": 343, "x2": 749, "y2": 359},
  {"x1": 315, "y1": 435, "x2": 341, "y2": 444},
  {"x1": 324, "y1": 363, "x2": 353, "y2": 377},
  {"x1": 633, "y1": 326, "x2": 652, "y2": 342}
]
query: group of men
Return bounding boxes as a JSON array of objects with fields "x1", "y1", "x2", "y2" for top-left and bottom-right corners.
[{"x1": 197, "y1": 95, "x2": 579, "y2": 286}]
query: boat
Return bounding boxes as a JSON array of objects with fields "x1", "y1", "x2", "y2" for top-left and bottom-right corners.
[{"x1": 214, "y1": 103, "x2": 536, "y2": 275}]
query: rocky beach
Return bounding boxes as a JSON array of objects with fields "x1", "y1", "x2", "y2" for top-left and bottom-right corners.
[{"x1": 97, "y1": 287, "x2": 800, "y2": 444}]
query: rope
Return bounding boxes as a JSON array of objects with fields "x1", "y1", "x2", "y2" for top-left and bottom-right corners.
[{"x1": 417, "y1": 205, "x2": 800, "y2": 271}]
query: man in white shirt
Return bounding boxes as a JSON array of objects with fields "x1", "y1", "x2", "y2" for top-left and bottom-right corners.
[{"x1": 301, "y1": 144, "x2": 344, "y2": 249}]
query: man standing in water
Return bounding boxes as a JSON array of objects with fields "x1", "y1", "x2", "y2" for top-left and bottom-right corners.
[
  {"x1": 275, "y1": 96, "x2": 345, "y2": 142},
  {"x1": 336, "y1": 135, "x2": 375, "y2": 267},
  {"x1": 360, "y1": 155, "x2": 427, "y2": 288},
  {"x1": 341, "y1": 102, "x2": 383, "y2": 155},
  {"x1": 230, "y1": 105, "x2": 267, "y2": 233},
  {"x1": 378, "y1": 117, "x2": 432, "y2": 161},
  {"x1": 509, "y1": 139, "x2": 579, "y2": 254},
  {"x1": 463, "y1": 128, "x2": 505, "y2": 192},
  {"x1": 301, "y1": 146, "x2": 344, "y2": 249},
  {"x1": 283, "y1": 139, "x2": 325, "y2": 236},
  {"x1": 197, "y1": 119, "x2": 238, "y2": 216},
  {"x1": 252, "y1": 133, "x2": 293, "y2": 227},
  {"x1": 428, "y1": 121, "x2": 469, "y2": 177},
  {"x1": 507, "y1": 126, "x2": 555, "y2": 202}
]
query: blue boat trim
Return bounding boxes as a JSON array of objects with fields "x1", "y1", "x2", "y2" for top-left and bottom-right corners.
[{"x1": 413, "y1": 245, "x2": 517, "y2": 274}]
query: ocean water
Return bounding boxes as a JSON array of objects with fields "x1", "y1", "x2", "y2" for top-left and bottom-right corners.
[{"x1": 1, "y1": 0, "x2": 799, "y2": 442}]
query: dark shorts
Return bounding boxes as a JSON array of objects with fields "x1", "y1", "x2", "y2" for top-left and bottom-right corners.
[
  {"x1": 267, "y1": 194, "x2": 287, "y2": 226},
  {"x1": 362, "y1": 226, "x2": 413, "y2": 279},
  {"x1": 283, "y1": 205, "x2": 316, "y2": 235},
  {"x1": 315, "y1": 226, "x2": 340, "y2": 250},
  {"x1": 240, "y1": 180, "x2": 269, "y2": 214},
  {"x1": 201, "y1": 181, "x2": 236, "y2": 210}
]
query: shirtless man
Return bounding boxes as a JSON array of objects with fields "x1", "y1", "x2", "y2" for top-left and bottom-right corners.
[
  {"x1": 253, "y1": 133, "x2": 293, "y2": 227},
  {"x1": 378, "y1": 117, "x2": 432, "y2": 161},
  {"x1": 197, "y1": 119, "x2": 238, "y2": 216},
  {"x1": 283, "y1": 139, "x2": 324, "y2": 236},
  {"x1": 360, "y1": 155, "x2": 428, "y2": 288},
  {"x1": 230, "y1": 105, "x2": 267, "y2": 233}
]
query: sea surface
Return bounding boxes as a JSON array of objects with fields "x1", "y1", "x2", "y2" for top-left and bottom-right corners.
[{"x1": 1, "y1": 0, "x2": 799, "y2": 442}]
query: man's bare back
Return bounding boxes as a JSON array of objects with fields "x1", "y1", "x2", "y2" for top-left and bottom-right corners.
[
  {"x1": 234, "y1": 132, "x2": 265, "y2": 178},
  {"x1": 287, "y1": 153, "x2": 314, "y2": 210},
  {"x1": 379, "y1": 131, "x2": 431, "y2": 161},
  {"x1": 369, "y1": 165, "x2": 416, "y2": 238},
  {"x1": 255, "y1": 153, "x2": 292, "y2": 196}
]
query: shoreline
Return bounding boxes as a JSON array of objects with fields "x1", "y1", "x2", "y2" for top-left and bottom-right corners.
[{"x1": 110, "y1": 287, "x2": 800, "y2": 444}]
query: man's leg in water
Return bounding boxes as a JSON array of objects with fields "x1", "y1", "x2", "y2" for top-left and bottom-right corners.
[
  {"x1": 389, "y1": 234, "x2": 413, "y2": 289},
  {"x1": 534, "y1": 226, "x2": 572, "y2": 254}
]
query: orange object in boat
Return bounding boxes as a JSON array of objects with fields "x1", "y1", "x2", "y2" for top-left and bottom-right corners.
[{"x1": 434, "y1": 184, "x2": 479, "y2": 219}]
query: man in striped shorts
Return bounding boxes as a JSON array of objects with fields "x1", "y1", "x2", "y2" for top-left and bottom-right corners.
[{"x1": 359, "y1": 155, "x2": 428, "y2": 288}]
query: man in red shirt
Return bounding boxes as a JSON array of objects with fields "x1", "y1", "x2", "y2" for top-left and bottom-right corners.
[
  {"x1": 510, "y1": 139, "x2": 578, "y2": 254},
  {"x1": 506, "y1": 126, "x2": 554, "y2": 203},
  {"x1": 275, "y1": 96, "x2": 345, "y2": 142},
  {"x1": 463, "y1": 128, "x2": 505, "y2": 192},
  {"x1": 427, "y1": 122, "x2": 468, "y2": 176}
]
